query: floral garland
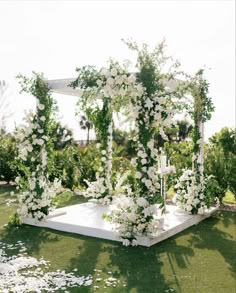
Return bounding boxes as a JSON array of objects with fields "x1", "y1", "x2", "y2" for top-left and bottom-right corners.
[
  {"x1": 174, "y1": 70, "x2": 215, "y2": 215},
  {"x1": 106, "y1": 42, "x2": 180, "y2": 245},
  {"x1": 107, "y1": 92, "x2": 176, "y2": 245},
  {"x1": 73, "y1": 63, "x2": 142, "y2": 204},
  {"x1": 16, "y1": 74, "x2": 61, "y2": 221}
]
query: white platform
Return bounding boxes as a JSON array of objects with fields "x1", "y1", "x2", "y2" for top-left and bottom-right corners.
[{"x1": 23, "y1": 203, "x2": 218, "y2": 247}]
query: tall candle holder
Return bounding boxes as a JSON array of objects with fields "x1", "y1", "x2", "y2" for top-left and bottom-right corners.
[{"x1": 158, "y1": 151, "x2": 176, "y2": 214}]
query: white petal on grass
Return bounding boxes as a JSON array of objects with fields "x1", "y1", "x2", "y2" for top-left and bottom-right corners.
[{"x1": 0, "y1": 241, "x2": 93, "y2": 292}]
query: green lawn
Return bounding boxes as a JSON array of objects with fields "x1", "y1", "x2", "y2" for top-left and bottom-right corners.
[{"x1": 0, "y1": 185, "x2": 236, "y2": 293}]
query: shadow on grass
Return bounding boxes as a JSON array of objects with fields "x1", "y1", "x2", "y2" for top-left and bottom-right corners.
[
  {"x1": 100, "y1": 237, "x2": 194, "y2": 293},
  {"x1": 0, "y1": 225, "x2": 60, "y2": 256},
  {"x1": 188, "y1": 212, "x2": 236, "y2": 278}
]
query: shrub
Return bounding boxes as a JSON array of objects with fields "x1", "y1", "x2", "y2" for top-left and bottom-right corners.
[{"x1": 0, "y1": 134, "x2": 18, "y2": 183}]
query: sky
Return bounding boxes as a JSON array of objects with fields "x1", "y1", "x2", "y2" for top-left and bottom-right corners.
[{"x1": 0, "y1": 0, "x2": 235, "y2": 140}]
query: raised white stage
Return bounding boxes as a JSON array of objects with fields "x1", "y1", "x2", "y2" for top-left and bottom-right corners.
[{"x1": 23, "y1": 203, "x2": 218, "y2": 247}]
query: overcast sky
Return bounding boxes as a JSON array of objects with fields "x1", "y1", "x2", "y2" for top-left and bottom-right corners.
[{"x1": 0, "y1": 0, "x2": 235, "y2": 140}]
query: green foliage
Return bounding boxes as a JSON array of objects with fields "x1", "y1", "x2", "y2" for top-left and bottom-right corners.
[
  {"x1": 50, "y1": 121, "x2": 74, "y2": 150},
  {"x1": 7, "y1": 212, "x2": 21, "y2": 227},
  {"x1": 70, "y1": 65, "x2": 100, "y2": 89},
  {"x1": 165, "y1": 140, "x2": 193, "y2": 175},
  {"x1": 0, "y1": 134, "x2": 18, "y2": 183},
  {"x1": 50, "y1": 145, "x2": 81, "y2": 190},
  {"x1": 205, "y1": 127, "x2": 236, "y2": 198},
  {"x1": 78, "y1": 143, "x2": 100, "y2": 186},
  {"x1": 112, "y1": 129, "x2": 136, "y2": 158}
]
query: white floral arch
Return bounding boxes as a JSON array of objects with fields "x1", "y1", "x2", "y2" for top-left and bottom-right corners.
[{"x1": 16, "y1": 44, "x2": 216, "y2": 245}]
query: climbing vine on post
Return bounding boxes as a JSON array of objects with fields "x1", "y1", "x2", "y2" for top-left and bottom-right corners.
[{"x1": 16, "y1": 73, "x2": 61, "y2": 221}]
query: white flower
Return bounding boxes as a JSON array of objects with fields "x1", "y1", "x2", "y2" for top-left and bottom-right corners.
[
  {"x1": 128, "y1": 75, "x2": 136, "y2": 83},
  {"x1": 37, "y1": 104, "x2": 45, "y2": 110},
  {"x1": 27, "y1": 145, "x2": 33, "y2": 152},
  {"x1": 40, "y1": 116, "x2": 46, "y2": 122},
  {"x1": 147, "y1": 139, "x2": 154, "y2": 150},
  {"x1": 135, "y1": 172, "x2": 142, "y2": 179},
  {"x1": 101, "y1": 150, "x2": 106, "y2": 155},
  {"x1": 144, "y1": 179, "x2": 152, "y2": 188},
  {"x1": 96, "y1": 79, "x2": 103, "y2": 87},
  {"x1": 107, "y1": 77, "x2": 114, "y2": 86},
  {"x1": 136, "y1": 197, "x2": 148, "y2": 207},
  {"x1": 141, "y1": 158, "x2": 147, "y2": 165},
  {"x1": 101, "y1": 157, "x2": 106, "y2": 162},
  {"x1": 111, "y1": 68, "x2": 117, "y2": 76},
  {"x1": 145, "y1": 98, "x2": 153, "y2": 109},
  {"x1": 37, "y1": 139, "x2": 44, "y2": 146},
  {"x1": 122, "y1": 239, "x2": 131, "y2": 246}
]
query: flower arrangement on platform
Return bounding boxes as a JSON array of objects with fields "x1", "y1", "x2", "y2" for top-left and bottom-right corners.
[
  {"x1": 173, "y1": 169, "x2": 206, "y2": 214},
  {"x1": 173, "y1": 169, "x2": 219, "y2": 215}
]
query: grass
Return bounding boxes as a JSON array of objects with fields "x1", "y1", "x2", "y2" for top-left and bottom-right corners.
[
  {"x1": 0, "y1": 184, "x2": 236, "y2": 293},
  {"x1": 223, "y1": 190, "x2": 236, "y2": 204}
]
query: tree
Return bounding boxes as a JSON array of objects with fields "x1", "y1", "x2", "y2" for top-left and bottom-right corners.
[
  {"x1": 205, "y1": 127, "x2": 236, "y2": 199},
  {"x1": 0, "y1": 133, "x2": 17, "y2": 183},
  {"x1": 79, "y1": 115, "x2": 93, "y2": 145}
]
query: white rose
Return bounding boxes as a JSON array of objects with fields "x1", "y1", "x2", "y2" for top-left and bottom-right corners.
[
  {"x1": 107, "y1": 77, "x2": 114, "y2": 86},
  {"x1": 141, "y1": 158, "x2": 147, "y2": 165},
  {"x1": 111, "y1": 68, "x2": 117, "y2": 76},
  {"x1": 101, "y1": 157, "x2": 106, "y2": 162},
  {"x1": 135, "y1": 172, "x2": 142, "y2": 179},
  {"x1": 145, "y1": 179, "x2": 152, "y2": 188},
  {"x1": 37, "y1": 139, "x2": 44, "y2": 146},
  {"x1": 147, "y1": 140, "x2": 154, "y2": 150},
  {"x1": 96, "y1": 79, "x2": 103, "y2": 87},
  {"x1": 136, "y1": 197, "x2": 148, "y2": 207},
  {"x1": 40, "y1": 116, "x2": 46, "y2": 122},
  {"x1": 38, "y1": 104, "x2": 45, "y2": 110},
  {"x1": 128, "y1": 75, "x2": 136, "y2": 83}
]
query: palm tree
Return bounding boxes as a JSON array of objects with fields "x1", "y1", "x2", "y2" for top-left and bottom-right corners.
[{"x1": 79, "y1": 115, "x2": 93, "y2": 145}]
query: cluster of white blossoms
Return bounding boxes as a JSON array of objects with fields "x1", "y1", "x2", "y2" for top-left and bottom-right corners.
[
  {"x1": 17, "y1": 175, "x2": 61, "y2": 221},
  {"x1": 108, "y1": 192, "x2": 161, "y2": 246},
  {"x1": 96, "y1": 66, "x2": 143, "y2": 102},
  {"x1": 16, "y1": 95, "x2": 61, "y2": 221},
  {"x1": 173, "y1": 169, "x2": 208, "y2": 215}
]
